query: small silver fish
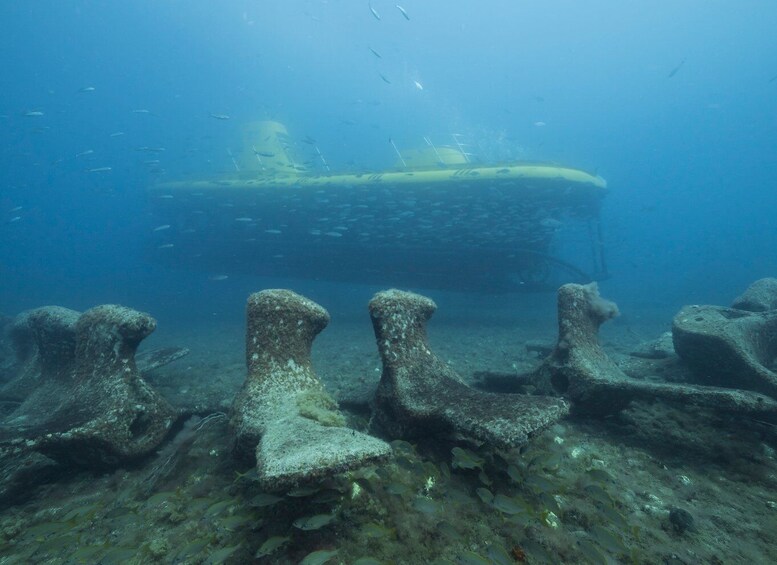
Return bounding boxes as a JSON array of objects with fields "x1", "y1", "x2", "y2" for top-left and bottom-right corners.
[
  {"x1": 210, "y1": 113, "x2": 230, "y2": 120},
  {"x1": 75, "y1": 149, "x2": 94, "y2": 158},
  {"x1": 396, "y1": 4, "x2": 410, "y2": 20},
  {"x1": 88, "y1": 167, "x2": 112, "y2": 173},
  {"x1": 23, "y1": 111, "x2": 44, "y2": 117},
  {"x1": 153, "y1": 224, "x2": 171, "y2": 231},
  {"x1": 369, "y1": 3, "x2": 381, "y2": 20},
  {"x1": 254, "y1": 536, "x2": 290, "y2": 558},
  {"x1": 109, "y1": 131, "x2": 125, "y2": 137},
  {"x1": 369, "y1": 46, "x2": 382, "y2": 58},
  {"x1": 132, "y1": 109, "x2": 151, "y2": 114},
  {"x1": 293, "y1": 514, "x2": 334, "y2": 531},
  {"x1": 78, "y1": 86, "x2": 96, "y2": 92},
  {"x1": 300, "y1": 549, "x2": 338, "y2": 565},
  {"x1": 379, "y1": 72, "x2": 391, "y2": 84},
  {"x1": 208, "y1": 274, "x2": 229, "y2": 281}
]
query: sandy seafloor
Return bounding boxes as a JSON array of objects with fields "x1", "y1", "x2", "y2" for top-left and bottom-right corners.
[{"x1": 1, "y1": 298, "x2": 776, "y2": 565}]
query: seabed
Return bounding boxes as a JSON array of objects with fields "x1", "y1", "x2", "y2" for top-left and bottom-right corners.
[{"x1": 1, "y1": 314, "x2": 776, "y2": 565}]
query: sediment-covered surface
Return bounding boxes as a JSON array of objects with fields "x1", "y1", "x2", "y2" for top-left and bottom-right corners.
[{"x1": 1, "y1": 309, "x2": 775, "y2": 564}]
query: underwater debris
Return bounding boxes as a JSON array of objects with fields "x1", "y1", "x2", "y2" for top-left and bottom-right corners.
[
  {"x1": 533, "y1": 283, "x2": 777, "y2": 418},
  {"x1": 369, "y1": 289, "x2": 569, "y2": 449},
  {"x1": 1, "y1": 304, "x2": 175, "y2": 469},
  {"x1": 229, "y1": 289, "x2": 391, "y2": 491},
  {"x1": 142, "y1": 414, "x2": 217, "y2": 492},
  {"x1": 3, "y1": 305, "x2": 80, "y2": 402},
  {"x1": 135, "y1": 345, "x2": 190, "y2": 374},
  {"x1": 732, "y1": 277, "x2": 777, "y2": 312},
  {"x1": 673, "y1": 304, "x2": 777, "y2": 398},
  {"x1": 629, "y1": 331, "x2": 675, "y2": 359}
]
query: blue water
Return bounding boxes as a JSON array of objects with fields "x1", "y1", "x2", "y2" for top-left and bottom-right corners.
[{"x1": 1, "y1": 1, "x2": 776, "y2": 329}]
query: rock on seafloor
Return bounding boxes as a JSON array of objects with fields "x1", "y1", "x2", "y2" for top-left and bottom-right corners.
[
  {"x1": 369, "y1": 289, "x2": 569, "y2": 449},
  {"x1": 136, "y1": 346, "x2": 190, "y2": 374},
  {"x1": 629, "y1": 331, "x2": 676, "y2": 360},
  {"x1": 230, "y1": 289, "x2": 391, "y2": 491}
]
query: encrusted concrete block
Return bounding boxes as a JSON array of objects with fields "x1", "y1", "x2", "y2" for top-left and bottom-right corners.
[
  {"x1": 369, "y1": 289, "x2": 569, "y2": 449},
  {"x1": 1, "y1": 306, "x2": 80, "y2": 403},
  {"x1": 732, "y1": 278, "x2": 777, "y2": 312},
  {"x1": 673, "y1": 305, "x2": 777, "y2": 399},
  {"x1": 0, "y1": 314, "x2": 16, "y2": 384},
  {"x1": 538, "y1": 284, "x2": 777, "y2": 417},
  {"x1": 1, "y1": 305, "x2": 175, "y2": 467},
  {"x1": 230, "y1": 290, "x2": 390, "y2": 491},
  {"x1": 630, "y1": 331, "x2": 675, "y2": 360}
]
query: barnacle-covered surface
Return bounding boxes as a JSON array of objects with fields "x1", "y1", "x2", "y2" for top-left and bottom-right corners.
[{"x1": 1, "y1": 320, "x2": 776, "y2": 564}]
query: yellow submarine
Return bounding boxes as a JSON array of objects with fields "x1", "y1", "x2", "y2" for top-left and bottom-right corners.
[{"x1": 147, "y1": 121, "x2": 608, "y2": 292}]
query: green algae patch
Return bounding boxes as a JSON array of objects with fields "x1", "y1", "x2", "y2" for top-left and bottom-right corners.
[{"x1": 296, "y1": 390, "x2": 347, "y2": 427}]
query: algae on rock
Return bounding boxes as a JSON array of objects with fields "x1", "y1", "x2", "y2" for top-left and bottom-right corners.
[{"x1": 230, "y1": 289, "x2": 391, "y2": 491}]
